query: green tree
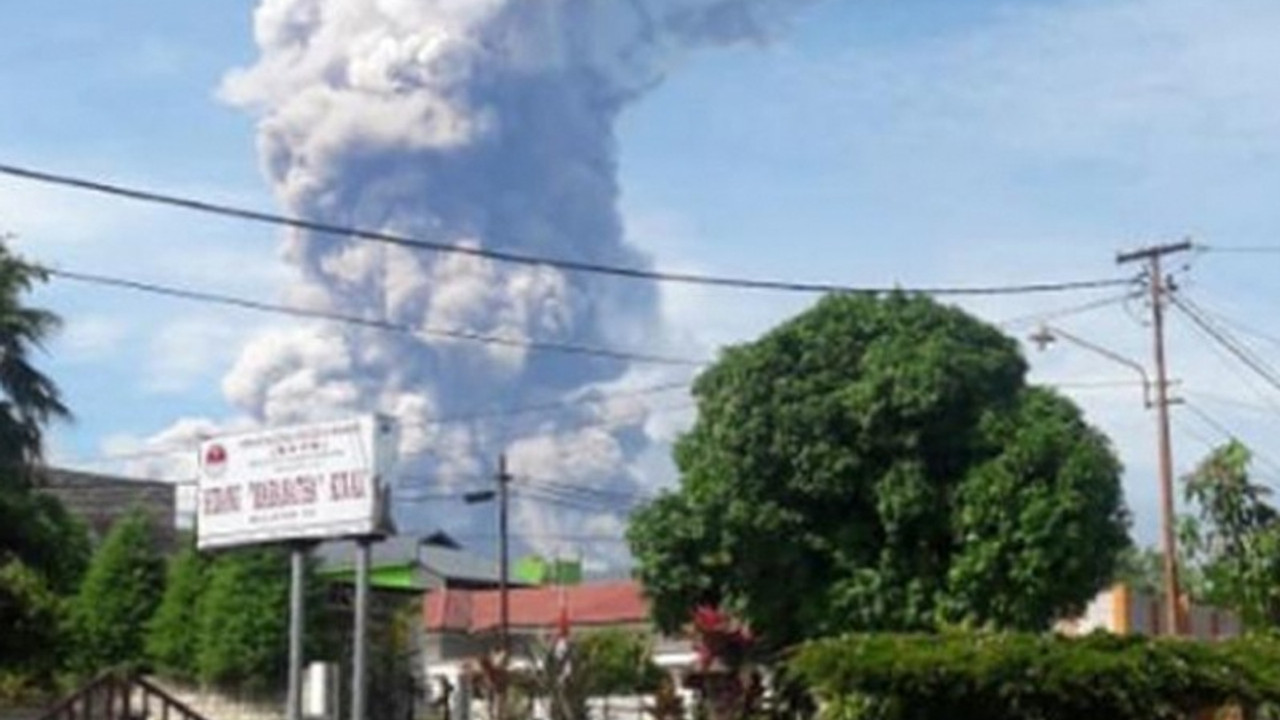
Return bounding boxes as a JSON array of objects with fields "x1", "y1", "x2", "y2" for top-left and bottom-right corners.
[
  {"x1": 147, "y1": 542, "x2": 207, "y2": 681},
  {"x1": 198, "y1": 547, "x2": 326, "y2": 691},
  {"x1": 0, "y1": 241, "x2": 86, "y2": 591},
  {"x1": 0, "y1": 241, "x2": 85, "y2": 687},
  {"x1": 628, "y1": 294, "x2": 1129, "y2": 647},
  {"x1": 0, "y1": 489, "x2": 90, "y2": 594},
  {"x1": 0, "y1": 558, "x2": 66, "y2": 682},
  {"x1": 576, "y1": 629, "x2": 663, "y2": 697},
  {"x1": 0, "y1": 244, "x2": 69, "y2": 472},
  {"x1": 69, "y1": 508, "x2": 166, "y2": 673},
  {"x1": 1180, "y1": 440, "x2": 1280, "y2": 629}
]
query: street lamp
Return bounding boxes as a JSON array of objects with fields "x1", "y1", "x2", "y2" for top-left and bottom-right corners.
[
  {"x1": 1029, "y1": 323, "x2": 1184, "y2": 636},
  {"x1": 1029, "y1": 324, "x2": 1152, "y2": 408}
]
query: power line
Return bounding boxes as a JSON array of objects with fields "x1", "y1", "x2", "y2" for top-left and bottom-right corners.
[
  {"x1": 44, "y1": 266, "x2": 704, "y2": 367},
  {"x1": 82, "y1": 394, "x2": 698, "y2": 469},
  {"x1": 1181, "y1": 298, "x2": 1280, "y2": 353},
  {"x1": 1198, "y1": 244, "x2": 1280, "y2": 254},
  {"x1": 1172, "y1": 294, "x2": 1280, "y2": 398},
  {"x1": 994, "y1": 289, "x2": 1141, "y2": 329},
  {"x1": 2, "y1": 162, "x2": 1135, "y2": 296},
  {"x1": 1178, "y1": 400, "x2": 1280, "y2": 481}
]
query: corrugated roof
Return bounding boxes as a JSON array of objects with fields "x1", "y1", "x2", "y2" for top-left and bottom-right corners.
[
  {"x1": 424, "y1": 581, "x2": 649, "y2": 633},
  {"x1": 316, "y1": 535, "x2": 501, "y2": 585}
]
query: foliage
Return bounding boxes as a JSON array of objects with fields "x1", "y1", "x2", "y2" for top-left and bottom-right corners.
[
  {"x1": 1113, "y1": 545, "x2": 1165, "y2": 596},
  {"x1": 146, "y1": 542, "x2": 207, "y2": 681},
  {"x1": 629, "y1": 293, "x2": 1130, "y2": 647},
  {"x1": 644, "y1": 677, "x2": 686, "y2": 720},
  {"x1": 510, "y1": 630, "x2": 664, "y2": 720},
  {"x1": 686, "y1": 607, "x2": 764, "y2": 720},
  {"x1": 0, "y1": 241, "x2": 82, "y2": 693},
  {"x1": 195, "y1": 547, "x2": 327, "y2": 692},
  {"x1": 196, "y1": 548, "x2": 292, "y2": 690},
  {"x1": 69, "y1": 508, "x2": 166, "y2": 674},
  {"x1": 0, "y1": 558, "x2": 67, "y2": 682},
  {"x1": 0, "y1": 488, "x2": 90, "y2": 595},
  {"x1": 0, "y1": 243, "x2": 69, "y2": 471},
  {"x1": 526, "y1": 641, "x2": 589, "y2": 720},
  {"x1": 576, "y1": 629, "x2": 664, "y2": 697},
  {"x1": 1180, "y1": 440, "x2": 1280, "y2": 628},
  {"x1": 791, "y1": 631, "x2": 1280, "y2": 720}
]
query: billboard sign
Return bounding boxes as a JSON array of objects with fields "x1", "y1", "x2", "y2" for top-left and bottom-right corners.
[{"x1": 196, "y1": 416, "x2": 399, "y2": 550}]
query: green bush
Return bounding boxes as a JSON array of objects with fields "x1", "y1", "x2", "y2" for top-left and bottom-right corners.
[
  {"x1": 146, "y1": 543, "x2": 207, "y2": 681},
  {"x1": 576, "y1": 629, "x2": 665, "y2": 697},
  {"x1": 791, "y1": 632, "x2": 1280, "y2": 720},
  {"x1": 69, "y1": 508, "x2": 165, "y2": 674},
  {"x1": 196, "y1": 548, "x2": 293, "y2": 690},
  {"x1": 0, "y1": 558, "x2": 66, "y2": 682}
]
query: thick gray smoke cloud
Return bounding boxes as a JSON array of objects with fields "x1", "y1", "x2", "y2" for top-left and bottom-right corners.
[{"x1": 217, "y1": 0, "x2": 813, "y2": 563}]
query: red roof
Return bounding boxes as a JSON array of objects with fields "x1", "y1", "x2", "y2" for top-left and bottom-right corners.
[{"x1": 424, "y1": 581, "x2": 650, "y2": 633}]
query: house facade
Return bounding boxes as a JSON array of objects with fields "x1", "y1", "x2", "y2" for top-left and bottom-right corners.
[
  {"x1": 421, "y1": 580, "x2": 696, "y2": 720},
  {"x1": 1056, "y1": 583, "x2": 1241, "y2": 639},
  {"x1": 37, "y1": 467, "x2": 178, "y2": 549}
]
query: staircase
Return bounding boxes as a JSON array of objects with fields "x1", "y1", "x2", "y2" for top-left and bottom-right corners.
[{"x1": 39, "y1": 671, "x2": 212, "y2": 720}]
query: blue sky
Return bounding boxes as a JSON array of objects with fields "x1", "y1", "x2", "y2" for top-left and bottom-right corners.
[{"x1": 5, "y1": 0, "x2": 1280, "y2": 552}]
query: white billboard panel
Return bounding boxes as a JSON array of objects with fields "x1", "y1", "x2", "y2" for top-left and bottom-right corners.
[{"x1": 196, "y1": 416, "x2": 399, "y2": 550}]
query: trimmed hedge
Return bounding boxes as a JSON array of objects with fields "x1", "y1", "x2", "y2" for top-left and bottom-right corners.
[{"x1": 791, "y1": 632, "x2": 1280, "y2": 720}]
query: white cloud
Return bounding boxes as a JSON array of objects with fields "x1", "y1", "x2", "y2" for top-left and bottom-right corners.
[
  {"x1": 55, "y1": 314, "x2": 133, "y2": 363},
  {"x1": 146, "y1": 315, "x2": 280, "y2": 395}
]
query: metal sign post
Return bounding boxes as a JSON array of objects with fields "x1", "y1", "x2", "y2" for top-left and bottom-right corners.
[
  {"x1": 351, "y1": 538, "x2": 372, "y2": 720},
  {"x1": 287, "y1": 544, "x2": 307, "y2": 720}
]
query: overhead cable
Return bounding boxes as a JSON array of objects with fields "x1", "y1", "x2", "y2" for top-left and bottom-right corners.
[
  {"x1": 1, "y1": 162, "x2": 1135, "y2": 296},
  {"x1": 43, "y1": 266, "x2": 704, "y2": 367}
]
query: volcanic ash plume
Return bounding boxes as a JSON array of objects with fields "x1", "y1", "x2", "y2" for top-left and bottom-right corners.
[{"x1": 217, "y1": 0, "x2": 813, "y2": 557}]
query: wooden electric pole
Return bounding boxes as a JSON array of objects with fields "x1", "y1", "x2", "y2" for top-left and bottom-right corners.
[
  {"x1": 1117, "y1": 239, "x2": 1192, "y2": 635},
  {"x1": 497, "y1": 453, "x2": 511, "y2": 657}
]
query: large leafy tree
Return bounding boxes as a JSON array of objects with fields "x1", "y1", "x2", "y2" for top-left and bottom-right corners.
[
  {"x1": 0, "y1": 244, "x2": 69, "y2": 473},
  {"x1": 197, "y1": 548, "x2": 293, "y2": 689},
  {"x1": 147, "y1": 541, "x2": 208, "y2": 681},
  {"x1": 1180, "y1": 440, "x2": 1280, "y2": 629},
  {"x1": 70, "y1": 508, "x2": 166, "y2": 673},
  {"x1": 196, "y1": 547, "x2": 329, "y2": 691},
  {"x1": 0, "y1": 242, "x2": 87, "y2": 685},
  {"x1": 628, "y1": 294, "x2": 1129, "y2": 646},
  {"x1": 0, "y1": 242, "x2": 86, "y2": 592}
]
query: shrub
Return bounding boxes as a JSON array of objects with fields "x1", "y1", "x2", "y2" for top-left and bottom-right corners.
[{"x1": 791, "y1": 632, "x2": 1280, "y2": 720}]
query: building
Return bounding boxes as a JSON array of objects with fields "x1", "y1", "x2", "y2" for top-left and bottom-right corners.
[
  {"x1": 36, "y1": 467, "x2": 178, "y2": 549},
  {"x1": 1056, "y1": 583, "x2": 1241, "y2": 639},
  {"x1": 421, "y1": 580, "x2": 696, "y2": 720},
  {"x1": 315, "y1": 532, "x2": 506, "y2": 592}
]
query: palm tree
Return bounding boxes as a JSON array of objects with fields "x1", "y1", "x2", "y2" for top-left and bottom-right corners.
[{"x1": 0, "y1": 241, "x2": 68, "y2": 482}]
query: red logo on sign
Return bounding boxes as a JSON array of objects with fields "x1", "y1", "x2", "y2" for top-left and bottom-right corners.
[{"x1": 203, "y1": 444, "x2": 228, "y2": 477}]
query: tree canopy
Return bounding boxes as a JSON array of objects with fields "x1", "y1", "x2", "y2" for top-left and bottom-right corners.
[
  {"x1": 0, "y1": 242, "x2": 86, "y2": 689},
  {"x1": 147, "y1": 541, "x2": 208, "y2": 680},
  {"x1": 70, "y1": 508, "x2": 166, "y2": 673},
  {"x1": 628, "y1": 293, "x2": 1129, "y2": 646},
  {"x1": 0, "y1": 245, "x2": 69, "y2": 472},
  {"x1": 1179, "y1": 440, "x2": 1280, "y2": 629}
]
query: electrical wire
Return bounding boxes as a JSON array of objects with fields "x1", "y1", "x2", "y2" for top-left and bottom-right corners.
[
  {"x1": 993, "y1": 289, "x2": 1142, "y2": 329},
  {"x1": 78, "y1": 390, "x2": 697, "y2": 468},
  {"x1": 1172, "y1": 294, "x2": 1280, "y2": 397},
  {"x1": 44, "y1": 266, "x2": 705, "y2": 367},
  {"x1": 1, "y1": 162, "x2": 1136, "y2": 296},
  {"x1": 1178, "y1": 401, "x2": 1280, "y2": 483},
  {"x1": 1197, "y1": 245, "x2": 1280, "y2": 254}
]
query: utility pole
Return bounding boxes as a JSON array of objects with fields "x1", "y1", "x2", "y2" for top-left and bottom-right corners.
[
  {"x1": 463, "y1": 453, "x2": 513, "y2": 720},
  {"x1": 1117, "y1": 240, "x2": 1192, "y2": 635},
  {"x1": 497, "y1": 453, "x2": 512, "y2": 657}
]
